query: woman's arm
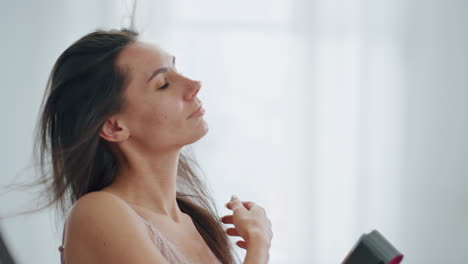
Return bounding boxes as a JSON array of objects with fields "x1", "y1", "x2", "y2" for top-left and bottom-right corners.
[{"x1": 64, "y1": 192, "x2": 169, "y2": 264}]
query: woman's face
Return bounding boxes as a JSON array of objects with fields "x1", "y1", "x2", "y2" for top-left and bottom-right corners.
[{"x1": 114, "y1": 41, "x2": 208, "y2": 152}]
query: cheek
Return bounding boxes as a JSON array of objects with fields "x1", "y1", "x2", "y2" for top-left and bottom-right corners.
[
  {"x1": 123, "y1": 93, "x2": 185, "y2": 138},
  {"x1": 139, "y1": 105, "x2": 167, "y2": 128},
  {"x1": 139, "y1": 101, "x2": 183, "y2": 130}
]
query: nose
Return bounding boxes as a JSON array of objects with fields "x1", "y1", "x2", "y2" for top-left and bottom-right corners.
[{"x1": 185, "y1": 79, "x2": 201, "y2": 100}]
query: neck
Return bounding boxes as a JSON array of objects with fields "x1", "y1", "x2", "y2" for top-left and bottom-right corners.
[{"x1": 105, "y1": 147, "x2": 185, "y2": 223}]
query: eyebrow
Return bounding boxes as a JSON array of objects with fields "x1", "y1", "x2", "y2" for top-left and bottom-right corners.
[
  {"x1": 146, "y1": 56, "x2": 176, "y2": 83},
  {"x1": 147, "y1": 67, "x2": 168, "y2": 83}
]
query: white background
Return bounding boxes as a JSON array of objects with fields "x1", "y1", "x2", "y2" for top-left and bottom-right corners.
[{"x1": 1, "y1": 0, "x2": 467, "y2": 263}]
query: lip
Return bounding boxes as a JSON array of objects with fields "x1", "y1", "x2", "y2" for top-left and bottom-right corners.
[{"x1": 188, "y1": 104, "x2": 205, "y2": 118}]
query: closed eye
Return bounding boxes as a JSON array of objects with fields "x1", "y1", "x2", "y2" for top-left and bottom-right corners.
[{"x1": 159, "y1": 83, "x2": 169, "y2": 89}]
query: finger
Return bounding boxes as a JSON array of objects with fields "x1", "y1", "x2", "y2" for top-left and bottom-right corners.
[
  {"x1": 242, "y1": 201, "x2": 255, "y2": 210},
  {"x1": 220, "y1": 215, "x2": 233, "y2": 224},
  {"x1": 226, "y1": 200, "x2": 256, "y2": 210},
  {"x1": 230, "y1": 196, "x2": 244, "y2": 210},
  {"x1": 236, "y1": 240, "x2": 247, "y2": 249},
  {"x1": 225, "y1": 227, "x2": 240, "y2": 237}
]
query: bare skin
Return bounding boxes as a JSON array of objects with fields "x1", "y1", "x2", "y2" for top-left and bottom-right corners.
[{"x1": 62, "y1": 41, "x2": 272, "y2": 263}]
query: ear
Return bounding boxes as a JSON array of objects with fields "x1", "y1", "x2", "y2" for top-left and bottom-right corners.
[{"x1": 100, "y1": 117, "x2": 129, "y2": 142}]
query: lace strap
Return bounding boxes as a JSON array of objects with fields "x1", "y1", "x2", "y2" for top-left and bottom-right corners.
[{"x1": 137, "y1": 216, "x2": 192, "y2": 264}]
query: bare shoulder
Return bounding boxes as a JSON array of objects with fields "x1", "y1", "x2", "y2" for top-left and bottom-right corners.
[
  {"x1": 64, "y1": 191, "x2": 168, "y2": 264},
  {"x1": 67, "y1": 191, "x2": 130, "y2": 220}
]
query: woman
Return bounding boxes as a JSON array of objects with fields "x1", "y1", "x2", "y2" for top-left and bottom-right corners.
[{"x1": 35, "y1": 29, "x2": 272, "y2": 263}]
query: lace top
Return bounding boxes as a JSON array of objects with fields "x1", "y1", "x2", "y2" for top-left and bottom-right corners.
[{"x1": 58, "y1": 216, "x2": 222, "y2": 264}]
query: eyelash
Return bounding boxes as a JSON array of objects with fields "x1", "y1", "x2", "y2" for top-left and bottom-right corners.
[
  {"x1": 157, "y1": 69, "x2": 183, "y2": 90},
  {"x1": 159, "y1": 83, "x2": 169, "y2": 90}
]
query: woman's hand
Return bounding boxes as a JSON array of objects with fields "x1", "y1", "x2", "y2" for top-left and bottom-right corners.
[{"x1": 220, "y1": 195, "x2": 273, "y2": 250}]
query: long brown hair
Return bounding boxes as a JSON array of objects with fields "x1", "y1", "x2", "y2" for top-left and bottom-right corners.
[{"x1": 34, "y1": 28, "x2": 239, "y2": 264}]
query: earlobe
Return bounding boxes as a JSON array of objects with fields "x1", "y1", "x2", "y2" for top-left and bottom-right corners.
[{"x1": 100, "y1": 119, "x2": 129, "y2": 142}]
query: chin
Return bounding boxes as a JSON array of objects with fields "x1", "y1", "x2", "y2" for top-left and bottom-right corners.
[{"x1": 186, "y1": 123, "x2": 209, "y2": 145}]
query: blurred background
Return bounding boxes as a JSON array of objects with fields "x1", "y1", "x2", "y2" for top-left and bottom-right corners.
[{"x1": 1, "y1": 0, "x2": 467, "y2": 263}]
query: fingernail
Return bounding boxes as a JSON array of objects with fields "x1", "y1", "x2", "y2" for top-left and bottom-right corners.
[{"x1": 231, "y1": 195, "x2": 238, "y2": 201}]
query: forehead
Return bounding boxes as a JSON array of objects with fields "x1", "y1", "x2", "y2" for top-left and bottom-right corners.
[{"x1": 116, "y1": 42, "x2": 170, "y2": 79}]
